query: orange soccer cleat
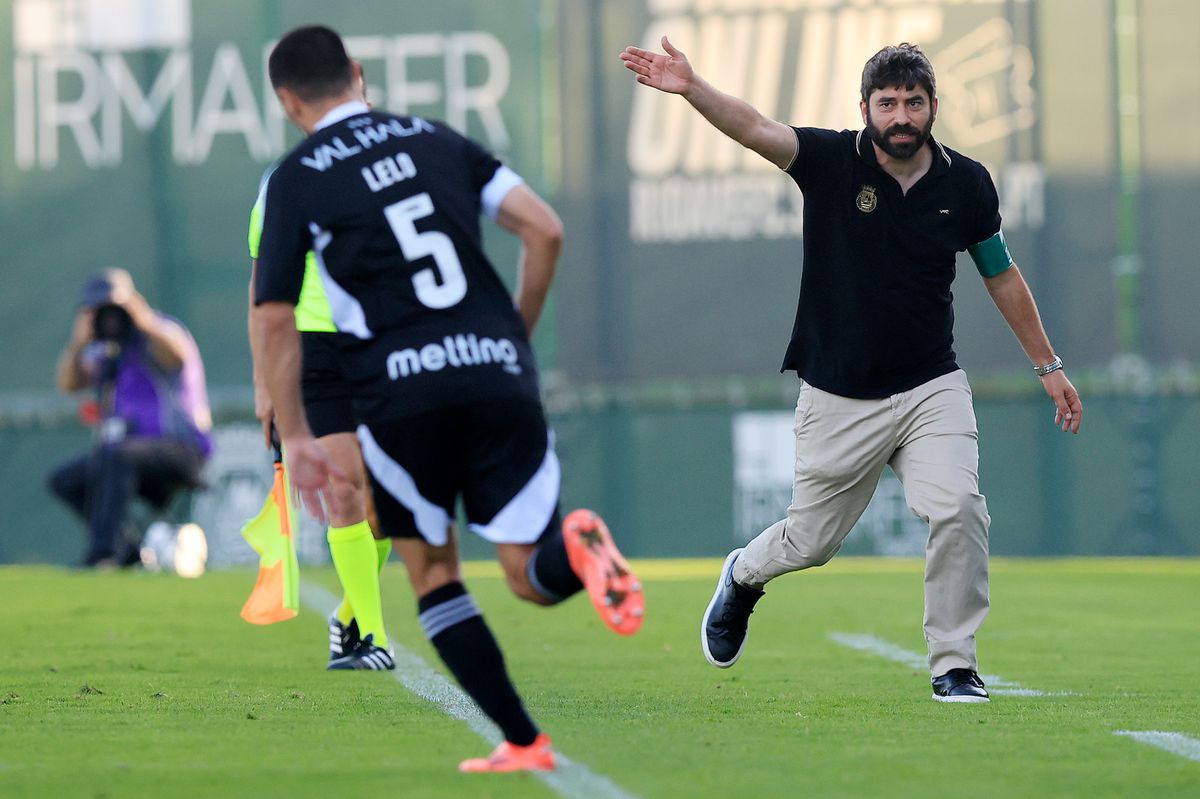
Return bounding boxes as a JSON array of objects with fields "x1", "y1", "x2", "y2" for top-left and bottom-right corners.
[
  {"x1": 458, "y1": 733, "x2": 555, "y2": 773},
  {"x1": 562, "y1": 509, "x2": 645, "y2": 636}
]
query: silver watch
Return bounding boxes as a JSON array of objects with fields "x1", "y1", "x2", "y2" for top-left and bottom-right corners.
[{"x1": 1033, "y1": 356, "x2": 1063, "y2": 377}]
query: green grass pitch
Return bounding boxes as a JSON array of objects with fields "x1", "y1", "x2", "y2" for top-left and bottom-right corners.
[{"x1": 1, "y1": 558, "x2": 1197, "y2": 798}]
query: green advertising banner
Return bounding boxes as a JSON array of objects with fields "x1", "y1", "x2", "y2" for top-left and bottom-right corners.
[
  {"x1": 0, "y1": 0, "x2": 555, "y2": 564},
  {"x1": 0, "y1": 0, "x2": 552, "y2": 393}
]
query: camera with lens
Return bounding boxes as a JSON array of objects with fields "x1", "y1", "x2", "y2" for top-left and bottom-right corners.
[{"x1": 93, "y1": 303, "x2": 133, "y2": 344}]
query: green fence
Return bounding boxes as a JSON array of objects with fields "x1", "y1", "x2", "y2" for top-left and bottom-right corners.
[{"x1": 6, "y1": 386, "x2": 1197, "y2": 565}]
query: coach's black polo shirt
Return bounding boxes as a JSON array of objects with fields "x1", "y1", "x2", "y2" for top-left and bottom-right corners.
[{"x1": 781, "y1": 127, "x2": 1003, "y2": 399}]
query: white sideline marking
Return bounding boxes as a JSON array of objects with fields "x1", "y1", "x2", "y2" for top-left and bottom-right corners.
[
  {"x1": 300, "y1": 580, "x2": 640, "y2": 799},
  {"x1": 828, "y1": 633, "x2": 1071, "y2": 697},
  {"x1": 1114, "y1": 731, "x2": 1200, "y2": 762}
]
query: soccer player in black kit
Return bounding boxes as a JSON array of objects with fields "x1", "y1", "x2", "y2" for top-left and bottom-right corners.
[{"x1": 253, "y1": 25, "x2": 644, "y2": 773}]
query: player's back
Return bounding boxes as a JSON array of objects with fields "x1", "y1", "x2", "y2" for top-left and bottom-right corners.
[{"x1": 256, "y1": 105, "x2": 539, "y2": 420}]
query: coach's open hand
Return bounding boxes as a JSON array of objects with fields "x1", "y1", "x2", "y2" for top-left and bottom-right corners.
[{"x1": 620, "y1": 36, "x2": 695, "y2": 95}]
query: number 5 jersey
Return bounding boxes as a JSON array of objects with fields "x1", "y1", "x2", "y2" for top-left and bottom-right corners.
[{"x1": 254, "y1": 102, "x2": 541, "y2": 421}]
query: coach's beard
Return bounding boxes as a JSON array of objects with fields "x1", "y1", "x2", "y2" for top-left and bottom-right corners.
[{"x1": 867, "y1": 116, "x2": 934, "y2": 160}]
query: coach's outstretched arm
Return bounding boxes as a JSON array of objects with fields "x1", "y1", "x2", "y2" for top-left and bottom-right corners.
[
  {"x1": 496, "y1": 184, "x2": 563, "y2": 334},
  {"x1": 620, "y1": 36, "x2": 797, "y2": 169}
]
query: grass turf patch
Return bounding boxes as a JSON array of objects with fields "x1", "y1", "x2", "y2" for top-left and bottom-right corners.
[{"x1": 1, "y1": 558, "x2": 1197, "y2": 798}]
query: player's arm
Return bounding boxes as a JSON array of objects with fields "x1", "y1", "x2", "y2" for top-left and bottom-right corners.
[
  {"x1": 495, "y1": 184, "x2": 563, "y2": 334},
  {"x1": 252, "y1": 300, "x2": 343, "y2": 520},
  {"x1": 253, "y1": 169, "x2": 343, "y2": 519},
  {"x1": 252, "y1": 170, "x2": 311, "y2": 449},
  {"x1": 983, "y1": 262, "x2": 1082, "y2": 434},
  {"x1": 252, "y1": 301, "x2": 307, "y2": 443},
  {"x1": 247, "y1": 189, "x2": 276, "y2": 448},
  {"x1": 247, "y1": 260, "x2": 274, "y2": 449},
  {"x1": 620, "y1": 36, "x2": 796, "y2": 169}
]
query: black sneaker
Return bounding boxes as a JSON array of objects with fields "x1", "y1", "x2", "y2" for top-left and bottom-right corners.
[
  {"x1": 701, "y1": 549, "x2": 764, "y2": 668},
  {"x1": 326, "y1": 633, "x2": 395, "y2": 671},
  {"x1": 931, "y1": 668, "x2": 990, "y2": 703},
  {"x1": 328, "y1": 615, "x2": 360, "y2": 661}
]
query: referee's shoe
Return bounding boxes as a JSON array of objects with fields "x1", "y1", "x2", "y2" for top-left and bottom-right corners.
[
  {"x1": 326, "y1": 633, "x2": 395, "y2": 671},
  {"x1": 701, "y1": 548, "x2": 764, "y2": 668},
  {"x1": 328, "y1": 615, "x2": 360, "y2": 661}
]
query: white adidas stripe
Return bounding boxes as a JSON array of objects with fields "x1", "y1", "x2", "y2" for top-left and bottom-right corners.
[{"x1": 368, "y1": 651, "x2": 394, "y2": 670}]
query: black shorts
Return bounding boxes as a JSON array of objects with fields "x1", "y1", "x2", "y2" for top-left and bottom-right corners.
[
  {"x1": 301, "y1": 332, "x2": 357, "y2": 438},
  {"x1": 357, "y1": 400, "x2": 559, "y2": 545}
]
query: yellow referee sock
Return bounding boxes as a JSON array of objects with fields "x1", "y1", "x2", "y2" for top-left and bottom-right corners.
[
  {"x1": 327, "y1": 521, "x2": 388, "y2": 649},
  {"x1": 375, "y1": 536, "x2": 392, "y2": 572},
  {"x1": 335, "y1": 532, "x2": 392, "y2": 624}
]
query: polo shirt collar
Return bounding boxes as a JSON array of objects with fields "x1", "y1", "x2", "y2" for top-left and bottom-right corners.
[
  {"x1": 314, "y1": 100, "x2": 370, "y2": 132},
  {"x1": 855, "y1": 128, "x2": 952, "y2": 177}
]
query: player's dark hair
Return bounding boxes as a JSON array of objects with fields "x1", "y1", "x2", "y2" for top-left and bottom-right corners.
[
  {"x1": 860, "y1": 43, "x2": 936, "y2": 103},
  {"x1": 268, "y1": 25, "x2": 354, "y2": 102}
]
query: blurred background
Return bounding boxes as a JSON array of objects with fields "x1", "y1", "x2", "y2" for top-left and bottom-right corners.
[{"x1": 1, "y1": 0, "x2": 1197, "y2": 566}]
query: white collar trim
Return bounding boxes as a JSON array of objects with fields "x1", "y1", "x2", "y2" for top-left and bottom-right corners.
[{"x1": 314, "y1": 100, "x2": 369, "y2": 132}]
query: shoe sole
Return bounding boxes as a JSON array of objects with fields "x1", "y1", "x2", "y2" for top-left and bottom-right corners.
[
  {"x1": 326, "y1": 645, "x2": 396, "y2": 671},
  {"x1": 562, "y1": 509, "x2": 644, "y2": 636},
  {"x1": 459, "y1": 735, "x2": 556, "y2": 772},
  {"x1": 326, "y1": 659, "x2": 396, "y2": 671},
  {"x1": 459, "y1": 761, "x2": 555, "y2": 773},
  {"x1": 459, "y1": 755, "x2": 555, "y2": 773},
  {"x1": 701, "y1": 548, "x2": 746, "y2": 669},
  {"x1": 931, "y1": 693, "x2": 990, "y2": 703}
]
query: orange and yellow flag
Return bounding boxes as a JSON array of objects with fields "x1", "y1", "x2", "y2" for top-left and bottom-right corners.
[{"x1": 239, "y1": 458, "x2": 300, "y2": 624}]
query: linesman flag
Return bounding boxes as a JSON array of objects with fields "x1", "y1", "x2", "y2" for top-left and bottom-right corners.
[{"x1": 239, "y1": 446, "x2": 300, "y2": 624}]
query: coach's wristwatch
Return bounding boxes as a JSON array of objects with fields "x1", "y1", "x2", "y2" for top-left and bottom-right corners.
[{"x1": 1033, "y1": 355, "x2": 1063, "y2": 377}]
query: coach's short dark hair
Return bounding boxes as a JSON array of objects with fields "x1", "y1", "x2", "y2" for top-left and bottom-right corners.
[
  {"x1": 269, "y1": 25, "x2": 354, "y2": 102},
  {"x1": 860, "y1": 43, "x2": 936, "y2": 103}
]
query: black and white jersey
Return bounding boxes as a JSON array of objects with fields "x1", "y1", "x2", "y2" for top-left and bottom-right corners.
[{"x1": 255, "y1": 101, "x2": 539, "y2": 421}]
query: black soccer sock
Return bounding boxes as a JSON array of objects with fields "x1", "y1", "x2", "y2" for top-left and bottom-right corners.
[
  {"x1": 526, "y1": 526, "x2": 584, "y2": 604},
  {"x1": 418, "y1": 582, "x2": 539, "y2": 746}
]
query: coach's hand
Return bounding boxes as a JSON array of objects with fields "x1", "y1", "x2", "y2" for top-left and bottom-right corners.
[
  {"x1": 283, "y1": 435, "x2": 347, "y2": 524},
  {"x1": 620, "y1": 36, "x2": 695, "y2": 95},
  {"x1": 1041, "y1": 370, "x2": 1082, "y2": 434}
]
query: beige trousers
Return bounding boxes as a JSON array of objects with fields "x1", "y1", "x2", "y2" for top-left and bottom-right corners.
[{"x1": 734, "y1": 369, "x2": 990, "y2": 676}]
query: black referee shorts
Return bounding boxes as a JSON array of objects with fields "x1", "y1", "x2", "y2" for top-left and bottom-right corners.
[
  {"x1": 357, "y1": 400, "x2": 560, "y2": 546},
  {"x1": 300, "y1": 332, "x2": 357, "y2": 438}
]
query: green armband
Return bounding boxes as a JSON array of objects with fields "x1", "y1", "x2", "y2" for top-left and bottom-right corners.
[{"x1": 967, "y1": 230, "x2": 1014, "y2": 278}]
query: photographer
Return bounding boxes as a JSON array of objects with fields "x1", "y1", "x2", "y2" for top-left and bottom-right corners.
[{"x1": 48, "y1": 269, "x2": 213, "y2": 568}]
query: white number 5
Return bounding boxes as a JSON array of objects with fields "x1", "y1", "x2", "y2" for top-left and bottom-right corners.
[{"x1": 384, "y1": 192, "x2": 467, "y2": 309}]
